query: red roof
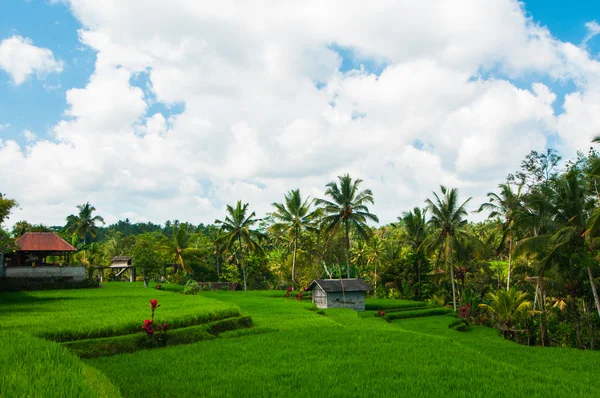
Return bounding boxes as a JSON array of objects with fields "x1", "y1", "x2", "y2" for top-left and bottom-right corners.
[{"x1": 15, "y1": 232, "x2": 77, "y2": 252}]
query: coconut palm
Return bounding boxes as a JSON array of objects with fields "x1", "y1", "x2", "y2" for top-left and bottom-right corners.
[
  {"x1": 215, "y1": 201, "x2": 264, "y2": 291},
  {"x1": 479, "y1": 288, "x2": 533, "y2": 335},
  {"x1": 517, "y1": 171, "x2": 600, "y2": 318},
  {"x1": 422, "y1": 186, "x2": 471, "y2": 311},
  {"x1": 315, "y1": 174, "x2": 379, "y2": 279},
  {"x1": 478, "y1": 183, "x2": 524, "y2": 289},
  {"x1": 65, "y1": 202, "x2": 105, "y2": 260},
  {"x1": 399, "y1": 207, "x2": 428, "y2": 297},
  {"x1": 365, "y1": 235, "x2": 384, "y2": 294},
  {"x1": 270, "y1": 189, "x2": 317, "y2": 285},
  {"x1": 159, "y1": 222, "x2": 203, "y2": 274}
]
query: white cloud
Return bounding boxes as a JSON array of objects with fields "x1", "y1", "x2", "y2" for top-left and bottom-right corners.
[
  {"x1": 2, "y1": 0, "x2": 600, "y2": 227},
  {"x1": 0, "y1": 36, "x2": 63, "y2": 85},
  {"x1": 23, "y1": 130, "x2": 36, "y2": 142},
  {"x1": 583, "y1": 20, "x2": 600, "y2": 47},
  {"x1": 0, "y1": 123, "x2": 10, "y2": 130}
]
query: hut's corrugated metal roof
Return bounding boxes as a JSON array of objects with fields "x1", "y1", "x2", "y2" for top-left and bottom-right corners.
[
  {"x1": 111, "y1": 256, "x2": 132, "y2": 262},
  {"x1": 307, "y1": 279, "x2": 372, "y2": 292},
  {"x1": 15, "y1": 232, "x2": 77, "y2": 252}
]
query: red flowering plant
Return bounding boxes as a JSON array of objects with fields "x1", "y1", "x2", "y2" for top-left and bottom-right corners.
[
  {"x1": 142, "y1": 299, "x2": 168, "y2": 346},
  {"x1": 376, "y1": 310, "x2": 386, "y2": 318},
  {"x1": 458, "y1": 303, "x2": 472, "y2": 326},
  {"x1": 286, "y1": 286, "x2": 293, "y2": 297},
  {"x1": 296, "y1": 292, "x2": 303, "y2": 300}
]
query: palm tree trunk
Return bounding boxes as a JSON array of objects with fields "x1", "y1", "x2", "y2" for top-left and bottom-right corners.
[
  {"x1": 506, "y1": 237, "x2": 512, "y2": 290},
  {"x1": 418, "y1": 257, "x2": 422, "y2": 299},
  {"x1": 447, "y1": 236, "x2": 457, "y2": 311},
  {"x1": 587, "y1": 266, "x2": 600, "y2": 319},
  {"x1": 292, "y1": 229, "x2": 298, "y2": 286},
  {"x1": 374, "y1": 260, "x2": 378, "y2": 295},
  {"x1": 345, "y1": 221, "x2": 350, "y2": 279},
  {"x1": 238, "y1": 235, "x2": 247, "y2": 291}
]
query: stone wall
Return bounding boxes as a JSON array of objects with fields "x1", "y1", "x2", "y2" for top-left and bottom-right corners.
[
  {"x1": 326, "y1": 291, "x2": 366, "y2": 311},
  {"x1": 4, "y1": 266, "x2": 86, "y2": 281}
]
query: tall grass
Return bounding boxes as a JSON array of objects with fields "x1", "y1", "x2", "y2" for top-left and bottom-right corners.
[
  {"x1": 0, "y1": 331, "x2": 109, "y2": 397},
  {"x1": 0, "y1": 282, "x2": 240, "y2": 341}
]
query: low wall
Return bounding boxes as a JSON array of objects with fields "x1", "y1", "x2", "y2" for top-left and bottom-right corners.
[{"x1": 4, "y1": 266, "x2": 86, "y2": 281}]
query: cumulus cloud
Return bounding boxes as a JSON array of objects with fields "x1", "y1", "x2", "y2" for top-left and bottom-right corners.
[
  {"x1": 582, "y1": 20, "x2": 600, "y2": 47},
  {"x1": 0, "y1": 35, "x2": 63, "y2": 84},
  {"x1": 23, "y1": 130, "x2": 36, "y2": 142},
  {"x1": 2, "y1": 0, "x2": 600, "y2": 227}
]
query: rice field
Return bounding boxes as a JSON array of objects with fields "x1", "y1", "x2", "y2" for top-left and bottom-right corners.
[
  {"x1": 2, "y1": 284, "x2": 600, "y2": 397},
  {"x1": 0, "y1": 282, "x2": 240, "y2": 341}
]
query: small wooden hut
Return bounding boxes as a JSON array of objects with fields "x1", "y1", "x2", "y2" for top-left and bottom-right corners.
[
  {"x1": 95, "y1": 256, "x2": 135, "y2": 282},
  {"x1": 307, "y1": 279, "x2": 371, "y2": 311}
]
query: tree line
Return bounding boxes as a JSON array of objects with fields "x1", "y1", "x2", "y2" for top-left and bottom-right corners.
[{"x1": 2, "y1": 144, "x2": 600, "y2": 349}]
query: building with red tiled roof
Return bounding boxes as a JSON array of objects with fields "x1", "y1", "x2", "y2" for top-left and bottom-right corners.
[{"x1": 4, "y1": 232, "x2": 77, "y2": 268}]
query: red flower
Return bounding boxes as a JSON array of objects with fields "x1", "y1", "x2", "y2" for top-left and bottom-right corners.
[
  {"x1": 160, "y1": 323, "x2": 169, "y2": 332},
  {"x1": 143, "y1": 319, "x2": 154, "y2": 328},
  {"x1": 149, "y1": 299, "x2": 160, "y2": 310},
  {"x1": 287, "y1": 286, "x2": 293, "y2": 292}
]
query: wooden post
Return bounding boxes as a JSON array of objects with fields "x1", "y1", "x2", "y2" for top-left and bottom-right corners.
[
  {"x1": 130, "y1": 267, "x2": 134, "y2": 282},
  {"x1": 99, "y1": 267, "x2": 103, "y2": 282}
]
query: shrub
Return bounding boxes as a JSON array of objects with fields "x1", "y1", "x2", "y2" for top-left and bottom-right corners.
[{"x1": 183, "y1": 280, "x2": 200, "y2": 295}]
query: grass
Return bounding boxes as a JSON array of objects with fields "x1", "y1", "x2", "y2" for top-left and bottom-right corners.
[
  {"x1": 3, "y1": 284, "x2": 600, "y2": 397},
  {"x1": 365, "y1": 298, "x2": 427, "y2": 311},
  {"x1": 0, "y1": 282, "x2": 240, "y2": 341},
  {"x1": 0, "y1": 331, "x2": 109, "y2": 397},
  {"x1": 88, "y1": 290, "x2": 600, "y2": 397},
  {"x1": 384, "y1": 307, "x2": 453, "y2": 321}
]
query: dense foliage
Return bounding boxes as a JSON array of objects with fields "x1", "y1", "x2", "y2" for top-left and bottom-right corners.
[{"x1": 3, "y1": 145, "x2": 600, "y2": 348}]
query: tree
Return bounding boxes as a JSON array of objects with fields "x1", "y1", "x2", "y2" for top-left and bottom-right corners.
[
  {"x1": 479, "y1": 288, "x2": 533, "y2": 336},
  {"x1": 270, "y1": 189, "x2": 317, "y2": 286},
  {"x1": 215, "y1": 201, "x2": 264, "y2": 291},
  {"x1": 159, "y1": 222, "x2": 203, "y2": 275},
  {"x1": 398, "y1": 207, "x2": 428, "y2": 297},
  {"x1": 0, "y1": 193, "x2": 18, "y2": 228},
  {"x1": 423, "y1": 186, "x2": 471, "y2": 311},
  {"x1": 365, "y1": 234, "x2": 384, "y2": 294},
  {"x1": 315, "y1": 174, "x2": 379, "y2": 279},
  {"x1": 133, "y1": 233, "x2": 165, "y2": 287},
  {"x1": 65, "y1": 202, "x2": 105, "y2": 260},
  {"x1": 478, "y1": 183, "x2": 524, "y2": 289}
]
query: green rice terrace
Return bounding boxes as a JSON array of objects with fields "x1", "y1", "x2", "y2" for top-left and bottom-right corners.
[{"x1": 1, "y1": 283, "x2": 599, "y2": 397}]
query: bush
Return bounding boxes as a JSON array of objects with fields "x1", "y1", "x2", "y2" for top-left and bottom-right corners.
[{"x1": 183, "y1": 280, "x2": 200, "y2": 295}]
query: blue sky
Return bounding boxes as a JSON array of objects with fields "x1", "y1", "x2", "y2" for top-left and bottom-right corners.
[{"x1": 0, "y1": 0, "x2": 598, "y2": 147}]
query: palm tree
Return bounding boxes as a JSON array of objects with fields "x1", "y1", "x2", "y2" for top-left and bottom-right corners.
[
  {"x1": 479, "y1": 288, "x2": 533, "y2": 337},
  {"x1": 517, "y1": 171, "x2": 600, "y2": 319},
  {"x1": 215, "y1": 201, "x2": 264, "y2": 290},
  {"x1": 399, "y1": 207, "x2": 428, "y2": 297},
  {"x1": 422, "y1": 186, "x2": 471, "y2": 311},
  {"x1": 159, "y1": 222, "x2": 203, "y2": 274},
  {"x1": 315, "y1": 174, "x2": 379, "y2": 279},
  {"x1": 365, "y1": 234, "x2": 384, "y2": 294},
  {"x1": 65, "y1": 202, "x2": 105, "y2": 260},
  {"x1": 270, "y1": 189, "x2": 317, "y2": 286},
  {"x1": 478, "y1": 183, "x2": 524, "y2": 289}
]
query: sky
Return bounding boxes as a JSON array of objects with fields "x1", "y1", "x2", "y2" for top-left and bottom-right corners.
[{"x1": 1, "y1": 0, "x2": 600, "y2": 228}]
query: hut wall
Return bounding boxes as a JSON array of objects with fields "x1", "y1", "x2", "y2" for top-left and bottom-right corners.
[
  {"x1": 326, "y1": 291, "x2": 366, "y2": 311},
  {"x1": 4, "y1": 266, "x2": 86, "y2": 281},
  {"x1": 312, "y1": 285, "x2": 328, "y2": 309}
]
